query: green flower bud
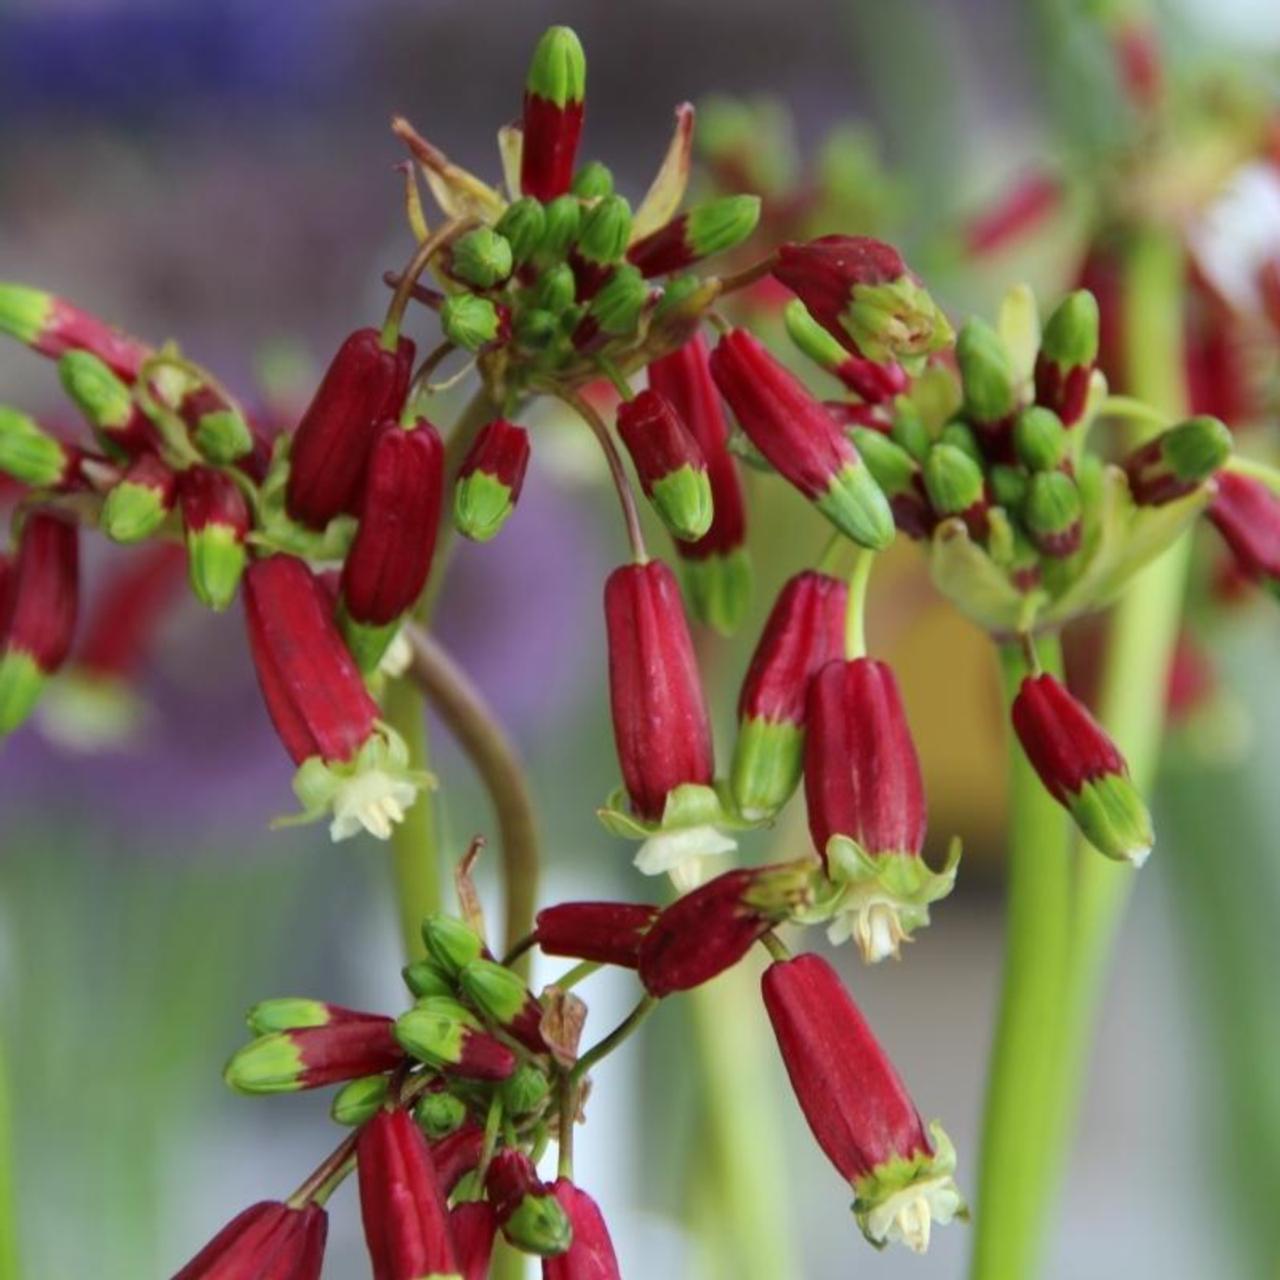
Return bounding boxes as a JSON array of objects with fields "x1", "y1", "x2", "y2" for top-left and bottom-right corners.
[
  {"x1": 246, "y1": 998, "x2": 333, "y2": 1035},
  {"x1": 500, "y1": 1063, "x2": 551, "y2": 1116},
  {"x1": 0, "y1": 406, "x2": 70, "y2": 487},
  {"x1": 890, "y1": 400, "x2": 932, "y2": 462},
  {"x1": 503, "y1": 1192, "x2": 573, "y2": 1257},
  {"x1": 459, "y1": 958, "x2": 530, "y2": 1027},
  {"x1": 680, "y1": 548, "x2": 753, "y2": 637},
  {"x1": 1040, "y1": 289, "x2": 1099, "y2": 370},
  {"x1": 422, "y1": 914, "x2": 485, "y2": 975},
  {"x1": 516, "y1": 308, "x2": 560, "y2": 350},
  {"x1": 102, "y1": 461, "x2": 175, "y2": 543},
  {"x1": 571, "y1": 161, "x2": 614, "y2": 198},
  {"x1": 403, "y1": 959, "x2": 455, "y2": 1000},
  {"x1": 850, "y1": 426, "x2": 918, "y2": 498},
  {"x1": 576, "y1": 194, "x2": 632, "y2": 266},
  {"x1": 938, "y1": 419, "x2": 984, "y2": 466},
  {"x1": 331, "y1": 1074, "x2": 389, "y2": 1126},
  {"x1": 414, "y1": 1090, "x2": 468, "y2": 1139},
  {"x1": 1023, "y1": 469, "x2": 1082, "y2": 557},
  {"x1": 784, "y1": 298, "x2": 849, "y2": 373},
  {"x1": 685, "y1": 194, "x2": 761, "y2": 260},
  {"x1": 989, "y1": 463, "x2": 1030, "y2": 509},
  {"x1": 192, "y1": 407, "x2": 253, "y2": 463},
  {"x1": 526, "y1": 25, "x2": 586, "y2": 109},
  {"x1": 588, "y1": 264, "x2": 648, "y2": 336},
  {"x1": 1013, "y1": 406, "x2": 1067, "y2": 471},
  {"x1": 496, "y1": 198, "x2": 547, "y2": 265},
  {"x1": 538, "y1": 195, "x2": 581, "y2": 263},
  {"x1": 923, "y1": 442, "x2": 984, "y2": 516},
  {"x1": 57, "y1": 350, "x2": 133, "y2": 431},
  {"x1": 441, "y1": 293, "x2": 501, "y2": 351},
  {"x1": 956, "y1": 318, "x2": 1018, "y2": 425},
  {"x1": 450, "y1": 227, "x2": 514, "y2": 289},
  {"x1": 534, "y1": 263, "x2": 578, "y2": 313}
]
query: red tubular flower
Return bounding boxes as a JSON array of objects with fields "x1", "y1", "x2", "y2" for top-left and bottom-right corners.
[
  {"x1": 638, "y1": 860, "x2": 817, "y2": 997},
  {"x1": 180, "y1": 466, "x2": 251, "y2": 612},
  {"x1": 285, "y1": 328, "x2": 416, "y2": 530},
  {"x1": 172, "y1": 1200, "x2": 327, "y2": 1280},
  {"x1": 646, "y1": 334, "x2": 750, "y2": 634},
  {"x1": 772, "y1": 235, "x2": 953, "y2": 368},
  {"x1": 803, "y1": 659, "x2": 957, "y2": 961},
  {"x1": 534, "y1": 901, "x2": 660, "y2": 969},
  {"x1": 1012, "y1": 672, "x2": 1154, "y2": 864},
  {"x1": 616, "y1": 389, "x2": 712, "y2": 542},
  {"x1": 709, "y1": 328, "x2": 894, "y2": 550},
  {"x1": 520, "y1": 26, "x2": 586, "y2": 202},
  {"x1": 730, "y1": 570, "x2": 847, "y2": 820},
  {"x1": 762, "y1": 954, "x2": 964, "y2": 1252},
  {"x1": 832, "y1": 356, "x2": 909, "y2": 404},
  {"x1": 542, "y1": 1180, "x2": 621, "y2": 1280},
  {"x1": 243, "y1": 555, "x2": 428, "y2": 841},
  {"x1": 430, "y1": 1123, "x2": 486, "y2": 1196},
  {"x1": 604, "y1": 559, "x2": 713, "y2": 821},
  {"x1": 0, "y1": 511, "x2": 79, "y2": 735},
  {"x1": 454, "y1": 419, "x2": 531, "y2": 542},
  {"x1": 1208, "y1": 471, "x2": 1280, "y2": 586},
  {"x1": 961, "y1": 172, "x2": 1062, "y2": 258},
  {"x1": 0, "y1": 284, "x2": 150, "y2": 382},
  {"x1": 358, "y1": 1108, "x2": 460, "y2": 1280},
  {"x1": 485, "y1": 1149, "x2": 572, "y2": 1257},
  {"x1": 223, "y1": 1017, "x2": 402, "y2": 1094},
  {"x1": 450, "y1": 1202, "x2": 497, "y2": 1280}
]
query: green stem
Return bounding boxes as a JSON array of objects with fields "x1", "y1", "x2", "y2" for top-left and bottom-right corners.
[
  {"x1": 568, "y1": 997, "x2": 658, "y2": 1088},
  {"x1": 970, "y1": 633, "x2": 1072, "y2": 1280},
  {"x1": 0, "y1": 1034, "x2": 18, "y2": 1280},
  {"x1": 843, "y1": 548, "x2": 875, "y2": 658}
]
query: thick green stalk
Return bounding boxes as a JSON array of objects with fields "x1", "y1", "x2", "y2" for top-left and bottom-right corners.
[
  {"x1": 0, "y1": 1034, "x2": 18, "y2": 1280},
  {"x1": 970, "y1": 634, "x2": 1072, "y2": 1280}
]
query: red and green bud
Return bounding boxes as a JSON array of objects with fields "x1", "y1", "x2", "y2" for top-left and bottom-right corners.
[
  {"x1": 442, "y1": 293, "x2": 506, "y2": 352},
  {"x1": 1124, "y1": 415, "x2": 1231, "y2": 507},
  {"x1": 626, "y1": 195, "x2": 761, "y2": 277},
  {"x1": 496, "y1": 198, "x2": 547, "y2": 266},
  {"x1": 762, "y1": 953, "x2": 965, "y2": 1251},
  {"x1": 638, "y1": 859, "x2": 818, "y2": 997},
  {"x1": 521, "y1": 26, "x2": 587, "y2": 202},
  {"x1": 449, "y1": 227, "x2": 514, "y2": 289},
  {"x1": 245, "y1": 997, "x2": 381, "y2": 1035},
  {"x1": 1012, "y1": 672, "x2": 1154, "y2": 864},
  {"x1": 395, "y1": 997, "x2": 517, "y2": 1080},
  {"x1": 542, "y1": 1180, "x2": 621, "y2": 1280},
  {"x1": 500, "y1": 1063, "x2": 552, "y2": 1117},
  {"x1": 430, "y1": 1124, "x2": 486, "y2": 1196},
  {"x1": 0, "y1": 407, "x2": 81, "y2": 490},
  {"x1": 1035, "y1": 290, "x2": 1099, "y2": 426},
  {"x1": 573, "y1": 265, "x2": 649, "y2": 351},
  {"x1": 1012, "y1": 406, "x2": 1067, "y2": 471},
  {"x1": 181, "y1": 384, "x2": 254, "y2": 464},
  {"x1": 244, "y1": 555, "x2": 428, "y2": 840},
  {"x1": 850, "y1": 428, "x2": 933, "y2": 539},
  {"x1": 172, "y1": 1200, "x2": 327, "y2": 1280},
  {"x1": 340, "y1": 418, "x2": 444, "y2": 668},
  {"x1": 572, "y1": 195, "x2": 632, "y2": 295},
  {"x1": 0, "y1": 512, "x2": 79, "y2": 734},
  {"x1": 710, "y1": 328, "x2": 894, "y2": 549},
  {"x1": 416, "y1": 1090, "x2": 469, "y2": 1140},
  {"x1": 223, "y1": 1017, "x2": 401, "y2": 1094},
  {"x1": 605, "y1": 560, "x2": 714, "y2": 822},
  {"x1": 403, "y1": 958, "x2": 456, "y2": 1000},
  {"x1": 455, "y1": 419, "x2": 530, "y2": 542},
  {"x1": 285, "y1": 328, "x2": 415, "y2": 529},
  {"x1": 647, "y1": 335, "x2": 751, "y2": 633},
  {"x1": 358, "y1": 1108, "x2": 461, "y2": 1280},
  {"x1": 571, "y1": 161, "x2": 614, "y2": 199},
  {"x1": 534, "y1": 263, "x2": 578, "y2": 313},
  {"x1": 955, "y1": 318, "x2": 1018, "y2": 429},
  {"x1": 1208, "y1": 471, "x2": 1280, "y2": 587},
  {"x1": 458, "y1": 958, "x2": 549, "y2": 1053},
  {"x1": 803, "y1": 659, "x2": 957, "y2": 961},
  {"x1": 772, "y1": 236, "x2": 953, "y2": 369},
  {"x1": 730, "y1": 570, "x2": 847, "y2": 819},
  {"x1": 534, "y1": 902, "x2": 659, "y2": 969},
  {"x1": 922, "y1": 443, "x2": 988, "y2": 541},
  {"x1": 616, "y1": 389, "x2": 712, "y2": 541},
  {"x1": 536, "y1": 195, "x2": 583, "y2": 265},
  {"x1": 101, "y1": 452, "x2": 176, "y2": 543},
  {"x1": 485, "y1": 1149, "x2": 573, "y2": 1257},
  {"x1": 1023, "y1": 469, "x2": 1082, "y2": 557},
  {"x1": 0, "y1": 284, "x2": 150, "y2": 382},
  {"x1": 422, "y1": 914, "x2": 488, "y2": 976},
  {"x1": 57, "y1": 351, "x2": 154, "y2": 456},
  {"x1": 938, "y1": 420, "x2": 983, "y2": 466},
  {"x1": 782, "y1": 300, "x2": 907, "y2": 402},
  {"x1": 179, "y1": 466, "x2": 250, "y2": 612},
  {"x1": 451, "y1": 1202, "x2": 498, "y2": 1280},
  {"x1": 331, "y1": 1074, "x2": 391, "y2": 1126}
]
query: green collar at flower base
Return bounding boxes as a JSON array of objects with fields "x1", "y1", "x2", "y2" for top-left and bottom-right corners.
[
  {"x1": 280, "y1": 723, "x2": 436, "y2": 842},
  {"x1": 252, "y1": 437, "x2": 357, "y2": 561},
  {"x1": 798, "y1": 836, "x2": 961, "y2": 964},
  {"x1": 852, "y1": 1122, "x2": 968, "y2": 1253},
  {"x1": 597, "y1": 780, "x2": 764, "y2": 890}
]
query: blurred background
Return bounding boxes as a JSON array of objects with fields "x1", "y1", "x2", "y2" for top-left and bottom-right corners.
[{"x1": 2, "y1": 0, "x2": 1279, "y2": 1276}]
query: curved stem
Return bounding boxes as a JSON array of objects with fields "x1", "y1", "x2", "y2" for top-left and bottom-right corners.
[
  {"x1": 404, "y1": 626, "x2": 540, "y2": 972},
  {"x1": 716, "y1": 254, "x2": 779, "y2": 296},
  {"x1": 970, "y1": 632, "x2": 1072, "y2": 1280},
  {"x1": 568, "y1": 996, "x2": 658, "y2": 1087},
  {"x1": 544, "y1": 383, "x2": 649, "y2": 562},
  {"x1": 381, "y1": 217, "x2": 474, "y2": 350},
  {"x1": 843, "y1": 548, "x2": 875, "y2": 659}
]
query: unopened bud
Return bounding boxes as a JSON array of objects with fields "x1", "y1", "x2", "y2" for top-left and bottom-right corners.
[
  {"x1": 414, "y1": 1090, "x2": 468, "y2": 1139},
  {"x1": 101, "y1": 453, "x2": 176, "y2": 543},
  {"x1": 956, "y1": 318, "x2": 1018, "y2": 426},
  {"x1": 496, "y1": 198, "x2": 547, "y2": 265},
  {"x1": 442, "y1": 293, "x2": 503, "y2": 351},
  {"x1": 572, "y1": 161, "x2": 614, "y2": 198},
  {"x1": 1013, "y1": 406, "x2": 1067, "y2": 471},
  {"x1": 331, "y1": 1074, "x2": 390, "y2": 1126},
  {"x1": 1124, "y1": 414, "x2": 1231, "y2": 506},
  {"x1": 450, "y1": 227, "x2": 514, "y2": 289},
  {"x1": 1023, "y1": 469, "x2": 1082, "y2": 557}
]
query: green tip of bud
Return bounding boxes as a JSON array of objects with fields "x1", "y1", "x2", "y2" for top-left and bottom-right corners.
[
  {"x1": 0, "y1": 284, "x2": 52, "y2": 344},
  {"x1": 1013, "y1": 406, "x2": 1067, "y2": 471},
  {"x1": 589, "y1": 263, "x2": 648, "y2": 336},
  {"x1": 0, "y1": 651, "x2": 46, "y2": 736},
  {"x1": 815, "y1": 460, "x2": 896, "y2": 549},
  {"x1": 102, "y1": 480, "x2": 168, "y2": 543},
  {"x1": 187, "y1": 523, "x2": 246, "y2": 612},
  {"x1": 1023, "y1": 469, "x2": 1081, "y2": 537},
  {"x1": 338, "y1": 614, "x2": 399, "y2": 676},
  {"x1": 223, "y1": 1033, "x2": 305, "y2": 1095},
  {"x1": 0, "y1": 406, "x2": 68, "y2": 487},
  {"x1": 526, "y1": 25, "x2": 586, "y2": 108},
  {"x1": 1162, "y1": 415, "x2": 1232, "y2": 481},
  {"x1": 923, "y1": 442, "x2": 984, "y2": 515},
  {"x1": 441, "y1": 293, "x2": 501, "y2": 352},
  {"x1": 246, "y1": 998, "x2": 332, "y2": 1035},
  {"x1": 501, "y1": 1063, "x2": 551, "y2": 1116},
  {"x1": 1070, "y1": 773, "x2": 1154, "y2": 866},
  {"x1": 938, "y1": 420, "x2": 984, "y2": 467},
  {"x1": 414, "y1": 1090, "x2": 468, "y2": 1139},
  {"x1": 193, "y1": 408, "x2": 253, "y2": 463},
  {"x1": 395, "y1": 998, "x2": 475, "y2": 1067},
  {"x1": 989, "y1": 463, "x2": 1030, "y2": 509},
  {"x1": 686, "y1": 194, "x2": 762, "y2": 258},
  {"x1": 784, "y1": 298, "x2": 848, "y2": 372},
  {"x1": 842, "y1": 276, "x2": 954, "y2": 369},
  {"x1": 850, "y1": 426, "x2": 918, "y2": 498},
  {"x1": 58, "y1": 350, "x2": 132, "y2": 430},
  {"x1": 495, "y1": 198, "x2": 547, "y2": 265},
  {"x1": 534, "y1": 263, "x2": 578, "y2": 313},
  {"x1": 422, "y1": 914, "x2": 485, "y2": 974},
  {"x1": 730, "y1": 717, "x2": 805, "y2": 821},
  {"x1": 538, "y1": 195, "x2": 582, "y2": 263},
  {"x1": 403, "y1": 959, "x2": 455, "y2": 1000},
  {"x1": 577, "y1": 195, "x2": 632, "y2": 266},
  {"x1": 502, "y1": 1193, "x2": 574, "y2": 1257},
  {"x1": 515, "y1": 308, "x2": 561, "y2": 351},
  {"x1": 649, "y1": 465, "x2": 714, "y2": 542},
  {"x1": 450, "y1": 228, "x2": 514, "y2": 289},
  {"x1": 1041, "y1": 289, "x2": 1100, "y2": 369},
  {"x1": 459, "y1": 958, "x2": 529, "y2": 1026},
  {"x1": 890, "y1": 401, "x2": 933, "y2": 462},
  {"x1": 956, "y1": 318, "x2": 1018, "y2": 424},
  {"x1": 455, "y1": 471, "x2": 516, "y2": 543},
  {"x1": 680, "y1": 548, "x2": 753, "y2": 636},
  {"x1": 571, "y1": 161, "x2": 614, "y2": 199},
  {"x1": 331, "y1": 1074, "x2": 390, "y2": 1126}
]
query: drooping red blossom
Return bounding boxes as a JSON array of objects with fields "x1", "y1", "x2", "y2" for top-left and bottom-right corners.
[
  {"x1": 455, "y1": 419, "x2": 531, "y2": 541},
  {"x1": 171, "y1": 1200, "x2": 327, "y2": 1280},
  {"x1": 542, "y1": 1180, "x2": 622, "y2": 1280},
  {"x1": 451, "y1": 1201, "x2": 498, "y2": 1280},
  {"x1": 615, "y1": 389, "x2": 711, "y2": 541},
  {"x1": 429, "y1": 1123, "x2": 486, "y2": 1197},
  {"x1": 1207, "y1": 471, "x2": 1280, "y2": 584},
  {"x1": 534, "y1": 901, "x2": 660, "y2": 969}
]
